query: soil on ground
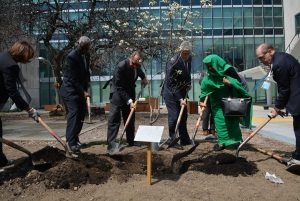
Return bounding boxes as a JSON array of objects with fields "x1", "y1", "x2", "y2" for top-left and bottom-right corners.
[{"x1": 0, "y1": 113, "x2": 299, "y2": 201}]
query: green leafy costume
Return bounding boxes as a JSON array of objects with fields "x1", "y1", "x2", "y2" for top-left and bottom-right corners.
[{"x1": 200, "y1": 54, "x2": 252, "y2": 147}]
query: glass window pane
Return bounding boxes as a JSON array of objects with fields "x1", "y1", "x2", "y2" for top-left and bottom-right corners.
[
  {"x1": 224, "y1": 18, "x2": 233, "y2": 27},
  {"x1": 213, "y1": 8, "x2": 222, "y2": 17},
  {"x1": 223, "y1": 0, "x2": 231, "y2": 5},
  {"x1": 253, "y1": 0, "x2": 262, "y2": 4},
  {"x1": 264, "y1": 28, "x2": 273, "y2": 35},
  {"x1": 254, "y1": 29, "x2": 263, "y2": 35},
  {"x1": 244, "y1": 29, "x2": 253, "y2": 35},
  {"x1": 223, "y1": 8, "x2": 233, "y2": 17},
  {"x1": 274, "y1": 28, "x2": 283, "y2": 34},
  {"x1": 273, "y1": 17, "x2": 283, "y2": 27},
  {"x1": 234, "y1": 29, "x2": 243, "y2": 35},
  {"x1": 243, "y1": 7, "x2": 252, "y2": 17},
  {"x1": 213, "y1": 0, "x2": 221, "y2": 5},
  {"x1": 232, "y1": 0, "x2": 242, "y2": 5},
  {"x1": 254, "y1": 17, "x2": 263, "y2": 27},
  {"x1": 264, "y1": 17, "x2": 273, "y2": 27},
  {"x1": 244, "y1": 17, "x2": 253, "y2": 27},
  {"x1": 273, "y1": 7, "x2": 282, "y2": 16},
  {"x1": 203, "y1": 29, "x2": 212, "y2": 36},
  {"x1": 233, "y1": 8, "x2": 242, "y2": 17},
  {"x1": 203, "y1": 18, "x2": 212, "y2": 28},
  {"x1": 233, "y1": 17, "x2": 243, "y2": 27},
  {"x1": 253, "y1": 7, "x2": 262, "y2": 16},
  {"x1": 273, "y1": 0, "x2": 282, "y2": 5},
  {"x1": 202, "y1": 8, "x2": 212, "y2": 17},
  {"x1": 263, "y1": 7, "x2": 272, "y2": 17},
  {"x1": 243, "y1": 0, "x2": 252, "y2": 5},
  {"x1": 263, "y1": 0, "x2": 272, "y2": 5},
  {"x1": 213, "y1": 18, "x2": 223, "y2": 27},
  {"x1": 224, "y1": 29, "x2": 233, "y2": 35},
  {"x1": 213, "y1": 29, "x2": 223, "y2": 36}
]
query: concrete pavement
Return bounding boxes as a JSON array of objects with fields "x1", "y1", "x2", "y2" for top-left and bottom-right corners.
[{"x1": 1, "y1": 105, "x2": 296, "y2": 145}]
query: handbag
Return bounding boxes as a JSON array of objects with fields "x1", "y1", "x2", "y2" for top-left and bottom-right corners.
[{"x1": 221, "y1": 97, "x2": 251, "y2": 117}]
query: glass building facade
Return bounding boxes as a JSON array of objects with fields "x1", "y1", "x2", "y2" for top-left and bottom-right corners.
[{"x1": 39, "y1": 0, "x2": 284, "y2": 107}]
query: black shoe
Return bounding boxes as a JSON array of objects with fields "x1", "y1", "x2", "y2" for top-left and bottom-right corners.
[
  {"x1": 0, "y1": 159, "x2": 13, "y2": 168},
  {"x1": 170, "y1": 142, "x2": 184, "y2": 150},
  {"x1": 68, "y1": 144, "x2": 81, "y2": 154},
  {"x1": 213, "y1": 144, "x2": 225, "y2": 151},
  {"x1": 180, "y1": 140, "x2": 192, "y2": 146},
  {"x1": 292, "y1": 151, "x2": 300, "y2": 160}
]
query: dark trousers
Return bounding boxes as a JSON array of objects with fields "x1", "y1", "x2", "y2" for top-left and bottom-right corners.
[
  {"x1": 62, "y1": 95, "x2": 86, "y2": 146},
  {"x1": 202, "y1": 99, "x2": 215, "y2": 131},
  {"x1": 107, "y1": 103, "x2": 135, "y2": 149},
  {"x1": 293, "y1": 115, "x2": 300, "y2": 158},
  {"x1": 164, "y1": 97, "x2": 190, "y2": 144},
  {"x1": 0, "y1": 117, "x2": 8, "y2": 165}
]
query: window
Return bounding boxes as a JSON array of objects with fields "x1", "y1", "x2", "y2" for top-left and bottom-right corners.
[
  {"x1": 273, "y1": 17, "x2": 283, "y2": 27},
  {"x1": 224, "y1": 29, "x2": 233, "y2": 35},
  {"x1": 243, "y1": 0, "x2": 252, "y2": 5},
  {"x1": 264, "y1": 17, "x2": 273, "y2": 27},
  {"x1": 244, "y1": 17, "x2": 253, "y2": 27},
  {"x1": 254, "y1": 29, "x2": 263, "y2": 35},
  {"x1": 244, "y1": 29, "x2": 253, "y2": 35},
  {"x1": 273, "y1": 7, "x2": 282, "y2": 17},
  {"x1": 254, "y1": 17, "x2": 263, "y2": 27},
  {"x1": 213, "y1": 18, "x2": 223, "y2": 27},
  {"x1": 223, "y1": 8, "x2": 233, "y2": 17},
  {"x1": 223, "y1": 0, "x2": 231, "y2": 5},
  {"x1": 253, "y1": 7, "x2": 262, "y2": 16},
  {"x1": 243, "y1": 8, "x2": 252, "y2": 17},
  {"x1": 264, "y1": 28, "x2": 273, "y2": 35},
  {"x1": 213, "y1": 8, "x2": 222, "y2": 17},
  {"x1": 224, "y1": 18, "x2": 233, "y2": 28},
  {"x1": 263, "y1": 7, "x2": 272, "y2": 17},
  {"x1": 295, "y1": 13, "x2": 300, "y2": 34},
  {"x1": 263, "y1": 0, "x2": 272, "y2": 5}
]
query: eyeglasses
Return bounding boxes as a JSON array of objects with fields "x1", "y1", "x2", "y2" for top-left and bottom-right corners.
[{"x1": 257, "y1": 51, "x2": 268, "y2": 60}]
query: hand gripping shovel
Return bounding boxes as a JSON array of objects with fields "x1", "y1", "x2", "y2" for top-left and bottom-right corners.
[
  {"x1": 165, "y1": 100, "x2": 186, "y2": 149},
  {"x1": 0, "y1": 137, "x2": 47, "y2": 167},
  {"x1": 235, "y1": 115, "x2": 273, "y2": 158},
  {"x1": 38, "y1": 117, "x2": 75, "y2": 158},
  {"x1": 191, "y1": 96, "x2": 209, "y2": 145},
  {"x1": 254, "y1": 147, "x2": 300, "y2": 175}
]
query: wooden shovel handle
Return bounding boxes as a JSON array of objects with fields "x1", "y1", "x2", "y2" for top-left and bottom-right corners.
[{"x1": 0, "y1": 137, "x2": 31, "y2": 156}]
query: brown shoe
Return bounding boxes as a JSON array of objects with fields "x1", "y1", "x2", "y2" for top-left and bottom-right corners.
[{"x1": 202, "y1": 130, "x2": 209, "y2": 136}]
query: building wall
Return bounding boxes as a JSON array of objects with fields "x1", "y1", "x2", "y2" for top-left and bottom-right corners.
[{"x1": 283, "y1": 0, "x2": 300, "y2": 52}]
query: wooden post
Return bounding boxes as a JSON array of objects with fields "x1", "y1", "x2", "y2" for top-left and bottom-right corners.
[{"x1": 147, "y1": 143, "x2": 152, "y2": 185}]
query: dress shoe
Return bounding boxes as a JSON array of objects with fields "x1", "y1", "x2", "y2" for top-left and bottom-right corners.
[
  {"x1": 67, "y1": 144, "x2": 81, "y2": 154},
  {"x1": 213, "y1": 144, "x2": 225, "y2": 151}
]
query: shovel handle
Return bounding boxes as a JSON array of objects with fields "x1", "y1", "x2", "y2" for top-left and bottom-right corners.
[
  {"x1": 236, "y1": 116, "x2": 272, "y2": 157},
  {"x1": 0, "y1": 137, "x2": 31, "y2": 156},
  {"x1": 87, "y1": 96, "x2": 91, "y2": 114},
  {"x1": 175, "y1": 100, "x2": 186, "y2": 133},
  {"x1": 38, "y1": 117, "x2": 68, "y2": 151},
  {"x1": 255, "y1": 147, "x2": 287, "y2": 164}
]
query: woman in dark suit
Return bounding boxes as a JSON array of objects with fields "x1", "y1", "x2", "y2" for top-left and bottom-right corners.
[{"x1": 0, "y1": 41, "x2": 39, "y2": 167}]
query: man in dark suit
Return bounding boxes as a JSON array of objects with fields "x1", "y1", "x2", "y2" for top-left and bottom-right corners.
[
  {"x1": 107, "y1": 51, "x2": 148, "y2": 155},
  {"x1": 256, "y1": 43, "x2": 300, "y2": 163},
  {"x1": 60, "y1": 36, "x2": 91, "y2": 154},
  {"x1": 0, "y1": 41, "x2": 39, "y2": 167},
  {"x1": 163, "y1": 41, "x2": 193, "y2": 148}
]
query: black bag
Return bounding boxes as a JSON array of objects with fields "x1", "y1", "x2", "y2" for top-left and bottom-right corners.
[{"x1": 221, "y1": 97, "x2": 251, "y2": 117}]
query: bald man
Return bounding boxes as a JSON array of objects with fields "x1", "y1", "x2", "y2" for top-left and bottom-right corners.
[{"x1": 256, "y1": 43, "x2": 300, "y2": 163}]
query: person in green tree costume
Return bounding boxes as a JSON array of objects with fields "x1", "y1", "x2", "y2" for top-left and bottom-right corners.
[{"x1": 199, "y1": 54, "x2": 252, "y2": 151}]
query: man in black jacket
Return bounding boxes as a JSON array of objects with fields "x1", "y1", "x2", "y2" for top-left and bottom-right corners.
[
  {"x1": 256, "y1": 43, "x2": 300, "y2": 163},
  {"x1": 107, "y1": 51, "x2": 148, "y2": 155},
  {"x1": 0, "y1": 41, "x2": 39, "y2": 167},
  {"x1": 163, "y1": 41, "x2": 193, "y2": 148},
  {"x1": 60, "y1": 36, "x2": 91, "y2": 154}
]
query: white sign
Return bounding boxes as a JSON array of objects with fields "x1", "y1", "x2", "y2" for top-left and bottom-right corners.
[{"x1": 134, "y1": 125, "x2": 164, "y2": 143}]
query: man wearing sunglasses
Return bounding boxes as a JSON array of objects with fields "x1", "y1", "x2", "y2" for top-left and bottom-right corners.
[
  {"x1": 106, "y1": 51, "x2": 148, "y2": 155},
  {"x1": 256, "y1": 43, "x2": 300, "y2": 164}
]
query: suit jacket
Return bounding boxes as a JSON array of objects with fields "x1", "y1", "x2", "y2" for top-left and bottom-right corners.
[
  {"x1": 163, "y1": 53, "x2": 192, "y2": 101},
  {"x1": 110, "y1": 59, "x2": 145, "y2": 106},
  {"x1": 272, "y1": 52, "x2": 300, "y2": 116},
  {"x1": 0, "y1": 51, "x2": 29, "y2": 110},
  {"x1": 60, "y1": 48, "x2": 90, "y2": 98}
]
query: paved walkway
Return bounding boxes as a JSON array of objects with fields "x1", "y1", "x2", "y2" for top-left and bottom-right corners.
[{"x1": 1, "y1": 105, "x2": 296, "y2": 145}]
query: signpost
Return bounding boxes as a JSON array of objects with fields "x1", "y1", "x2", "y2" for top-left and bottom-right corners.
[{"x1": 134, "y1": 125, "x2": 164, "y2": 185}]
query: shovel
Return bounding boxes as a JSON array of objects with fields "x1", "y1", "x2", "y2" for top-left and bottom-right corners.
[
  {"x1": 191, "y1": 96, "x2": 209, "y2": 145},
  {"x1": 255, "y1": 147, "x2": 300, "y2": 175},
  {"x1": 109, "y1": 90, "x2": 142, "y2": 154},
  {"x1": 164, "y1": 100, "x2": 186, "y2": 149},
  {"x1": 83, "y1": 96, "x2": 95, "y2": 124},
  {"x1": 38, "y1": 117, "x2": 75, "y2": 158},
  {"x1": 236, "y1": 115, "x2": 273, "y2": 158},
  {"x1": 0, "y1": 137, "x2": 47, "y2": 167}
]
